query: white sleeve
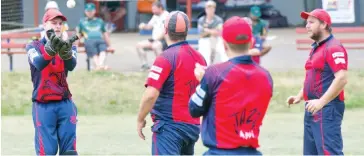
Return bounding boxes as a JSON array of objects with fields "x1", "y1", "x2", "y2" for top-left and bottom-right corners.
[{"x1": 148, "y1": 15, "x2": 157, "y2": 27}]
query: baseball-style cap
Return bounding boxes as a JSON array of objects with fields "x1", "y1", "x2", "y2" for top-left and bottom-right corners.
[
  {"x1": 222, "y1": 16, "x2": 252, "y2": 44},
  {"x1": 85, "y1": 3, "x2": 96, "y2": 11},
  {"x1": 301, "y1": 9, "x2": 332, "y2": 26},
  {"x1": 250, "y1": 6, "x2": 261, "y2": 17},
  {"x1": 164, "y1": 11, "x2": 189, "y2": 33},
  {"x1": 42, "y1": 9, "x2": 67, "y2": 23}
]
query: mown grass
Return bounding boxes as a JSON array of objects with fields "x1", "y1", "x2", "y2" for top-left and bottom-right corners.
[{"x1": 2, "y1": 70, "x2": 364, "y2": 115}]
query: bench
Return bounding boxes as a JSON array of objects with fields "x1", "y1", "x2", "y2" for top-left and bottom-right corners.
[
  {"x1": 295, "y1": 27, "x2": 364, "y2": 51},
  {"x1": 1, "y1": 31, "x2": 115, "y2": 71}
]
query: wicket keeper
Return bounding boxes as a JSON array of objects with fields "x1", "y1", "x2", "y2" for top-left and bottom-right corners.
[
  {"x1": 137, "y1": 11, "x2": 206, "y2": 155},
  {"x1": 189, "y1": 16, "x2": 273, "y2": 155},
  {"x1": 287, "y1": 9, "x2": 348, "y2": 155},
  {"x1": 26, "y1": 9, "x2": 79, "y2": 155}
]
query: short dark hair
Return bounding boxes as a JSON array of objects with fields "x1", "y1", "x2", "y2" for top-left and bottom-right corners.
[
  {"x1": 319, "y1": 20, "x2": 332, "y2": 33},
  {"x1": 153, "y1": 1, "x2": 164, "y2": 9},
  {"x1": 226, "y1": 42, "x2": 250, "y2": 52},
  {"x1": 168, "y1": 31, "x2": 187, "y2": 41}
]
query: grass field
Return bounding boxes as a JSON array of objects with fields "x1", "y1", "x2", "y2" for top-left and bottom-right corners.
[
  {"x1": 2, "y1": 70, "x2": 364, "y2": 155},
  {"x1": 2, "y1": 70, "x2": 364, "y2": 115},
  {"x1": 2, "y1": 111, "x2": 364, "y2": 155}
]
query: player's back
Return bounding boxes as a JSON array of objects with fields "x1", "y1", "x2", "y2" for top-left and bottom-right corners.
[
  {"x1": 151, "y1": 41, "x2": 206, "y2": 125},
  {"x1": 202, "y1": 55, "x2": 273, "y2": 149}
]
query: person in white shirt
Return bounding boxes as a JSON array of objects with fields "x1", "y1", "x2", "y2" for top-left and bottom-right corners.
[
  {"x1": 40, "y1": 1, "x2": 68, "y2": 40},
  {"x1": 136, "y1": 1, "x2": 169, "y2": 71}
]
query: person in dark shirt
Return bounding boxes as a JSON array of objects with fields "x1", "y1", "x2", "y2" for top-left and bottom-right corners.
[
  {"x1": 287, "y1": 9, "x2": 348, "y2": 155},
  {"x1": 189, "y1": 16, "x2": 273, "y2": 155},
  {"x1": 26, "y1": 9, "x2": 79, "y2": 155},
  {"x1": 137, "y1": 11, "x2": 206, "y2": 155}
]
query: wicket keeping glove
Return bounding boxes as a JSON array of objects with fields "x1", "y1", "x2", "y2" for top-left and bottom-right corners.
[
  {"x1": 44, "y1": 29, "x2": 63, "y2": 57},
  {"x1": 58, "y1": 34, "x2": 79, "y2": 60}
]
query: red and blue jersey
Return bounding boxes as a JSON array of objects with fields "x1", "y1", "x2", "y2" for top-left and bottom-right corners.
[
  {"x1": 26, "y1": 37, "x2": 77, "y2": 103},
  {"x1": 303, "y1": 35, "x2": 347, "y2": 102},
  {"x1": 188, "y1": 55, "x2": 273, "y2": 149},
  {"x1": 251, "y1": 35, "x2": 264, "y2": 64},
  {"x1": 145, "y1": 41, "x2": 207, "y2": 125}
]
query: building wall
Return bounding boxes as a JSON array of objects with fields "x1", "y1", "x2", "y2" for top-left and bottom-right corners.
[
  {"x1": 23, "y1": 0, "x2": 85, "y2": 29},
  {"x1": 269, "y1": 0, "x2": 305, "y2": 26},
  {"x1": 270, "y1": 0, "x2": 364, "y2": 26},
  {"x1": 360, "y1": 0, "x2": 364, "y2": 25}
]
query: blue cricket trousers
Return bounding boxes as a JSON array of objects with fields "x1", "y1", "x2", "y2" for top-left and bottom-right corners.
[
  {"x1": 204, "y1": 147, "x2": 262, "y2": 155},
  {"x1": 151, "y1": 121, "x2": 200, "y2": 155},
  {"x1": 32, "y1": 99, "x2": 78, "y2": 155},
  {"x1": 303, "y1": 101, "x2": 345, "y2": 155}
]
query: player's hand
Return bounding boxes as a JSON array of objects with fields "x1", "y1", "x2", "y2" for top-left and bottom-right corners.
[
  {"x1": 139, "y1": 23, "x2": 146, "y2": 30},
  {"x1": 306, "y1": 99, "x2": 325, "y2": 115},
  {"x1": 137, "y1": 119, "x2": 146, "y2": 140},
  {"x1": 194, "y1": 63, "x2": 206, "y2": 82},
  {"x1": 249, "y1": 48, "x2": 261, "y2": 56},
  {"x1": 45, "y1": 29, "x2": 62, "y2": 57},
  {"x1": 286, "y1": 96, "x2": 301, "y2": 107},
  {"x1": 58, "y1": 34, "x2": 79, "y2": 60}
]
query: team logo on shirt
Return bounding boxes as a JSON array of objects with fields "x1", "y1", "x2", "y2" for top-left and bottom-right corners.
[
  {"x1": 332, "y1": 52, "x2": 346, "y2": 64},
  {"x1": 230, "y1": 108, "x2": 261, "y2": 139},
  {"x1": 72, "y1": 50, "x2": 77, "y2": 58},
  {"x1": 28, "y1": 48, "x2": 39, "y2": 63},
  {"x1": 148, "y1": 65, "x2": 163, "y2": 80},
  {"x1": 191, "y1": 85, "x2": 206, "y2": 106}
]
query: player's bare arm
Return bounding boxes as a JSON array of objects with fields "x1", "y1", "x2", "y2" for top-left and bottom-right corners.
[
  {"x1": 137, "y1": 86, "x2": 160, "y2": 140},
  {"x1": 260, "y1": 42, "x2": 272, "y2": 56},
  {"x1": 306, "y1": 70, "x2": 347, "y2": 114}
]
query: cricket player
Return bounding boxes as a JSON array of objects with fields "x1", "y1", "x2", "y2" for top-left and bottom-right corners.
[
  {"x1": 137, "y1": 11, "x2": 206, "y2": 155},
  {"x1": 26, "y1": 9, "x2": 79, "y2": 155},
  {"x1": 287, "y1": 9, "x2": 348, "y2": 155},
  {"x1": 189, "y1": 16, "x2": 273, "y2": 155},
  {"x1": 197, "y1": 0, "x2": 227, "y2": 65}
]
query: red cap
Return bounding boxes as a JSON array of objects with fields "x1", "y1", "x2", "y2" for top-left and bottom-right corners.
[
  {"x1": 42, "y1": 9, "x2": 67, "y2": 23},
  {"x1": 222, "y1": 16, "x2": 252, "y2": 44},
  {"x1": 301, "y1": 9, "x2": 331, "y2": 26}
]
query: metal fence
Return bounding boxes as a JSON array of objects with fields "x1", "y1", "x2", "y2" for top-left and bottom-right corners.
[{"x1": 1, "y1": 0, "x2": 24, "y2": 30}]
